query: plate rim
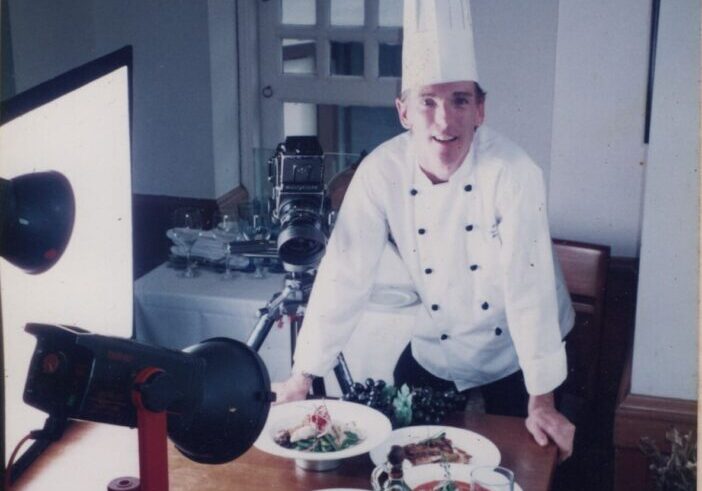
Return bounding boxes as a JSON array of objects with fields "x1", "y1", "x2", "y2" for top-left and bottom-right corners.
[
  {"x1": 368, "y1": 424, "x2": 501, "y2": 467},
  {"x1": 255, "y1": 399, "x2": 392, "y2": 461},
  {"x1": 403, "y1": 463, "x2": 523, "y2": 491},
  {"x1": 369, "y1": 285, "x2": 419, "y2": 308}
]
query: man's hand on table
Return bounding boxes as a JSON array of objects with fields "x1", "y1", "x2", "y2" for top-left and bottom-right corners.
[
  {"x1": 525, "y1": 392, "x2": 575, "y2": 463},
  {"x1": 271, "y1": 373, "x2": 312, "y2": 404}
]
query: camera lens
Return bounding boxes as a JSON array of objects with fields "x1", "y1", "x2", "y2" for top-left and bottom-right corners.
[{"x1": 276, "y1": 199, "x2": 326, "y2": 271}]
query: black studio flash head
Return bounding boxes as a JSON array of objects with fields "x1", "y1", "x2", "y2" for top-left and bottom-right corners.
[
  {"x1": 23, "y1": 323, "x2": 274, "y2": 464},
  {"x1": 0, "y1": 171, "x2": 75, "y2": 274}
]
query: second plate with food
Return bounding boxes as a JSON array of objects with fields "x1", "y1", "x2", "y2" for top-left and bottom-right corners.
[{"x1": 369, "y1": 425, "x2": 500, "y2": 467}]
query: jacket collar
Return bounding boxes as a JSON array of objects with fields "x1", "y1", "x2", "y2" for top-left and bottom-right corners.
[{"x1": 411, "y1": 129, "x2": 479, "y2": 192}]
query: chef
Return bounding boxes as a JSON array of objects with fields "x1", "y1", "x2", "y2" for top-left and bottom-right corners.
[{"x1": 273, "y1": 0, "x2": 576, "y2": 461}]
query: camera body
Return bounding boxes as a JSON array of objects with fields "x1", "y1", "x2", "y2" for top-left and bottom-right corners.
[
  {"x1": 269, "y1": 136, "x2": 325, "y2": 199},
  {"x1": 268, "y1": 136, "x2": 329, "y2": 272}
]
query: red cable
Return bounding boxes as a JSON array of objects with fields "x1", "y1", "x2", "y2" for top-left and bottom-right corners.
[{"x1": 5, "y1": 433, "x2": 34, "y2": 490}]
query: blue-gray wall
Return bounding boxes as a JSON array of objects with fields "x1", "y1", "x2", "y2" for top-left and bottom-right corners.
[{"x1": 2, "y1": 0, "x2": 239, "y2": 199}]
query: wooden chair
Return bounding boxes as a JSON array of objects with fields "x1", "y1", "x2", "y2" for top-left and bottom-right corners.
[{"x1": 553, "y1": 238, "x2": 610, "y2": 414}]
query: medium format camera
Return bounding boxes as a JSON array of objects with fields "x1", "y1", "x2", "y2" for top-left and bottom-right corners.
[{"x1": 268, "y1": 136, "x2": 329, "y2": 271}]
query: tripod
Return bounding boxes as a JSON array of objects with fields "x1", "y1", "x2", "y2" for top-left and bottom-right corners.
[{"x1": 246, "y1": 269, "x2": 354, "y2": 396}]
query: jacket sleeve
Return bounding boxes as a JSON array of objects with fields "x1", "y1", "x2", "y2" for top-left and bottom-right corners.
[
  {"x1": 496, "y1": 159, "x2": 567, "y2": 395},
  {"x1": 292, "y1": 161, "x2": 389, "y2": 376}
]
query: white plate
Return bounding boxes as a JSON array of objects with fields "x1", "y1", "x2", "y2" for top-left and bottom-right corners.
[
  {"x1": 369, "y1": 285, "x2": 419, "y2": 309},
  {"x1": 369, "y1": 425, "x2": 500, "y2": 467},
  {"x1": 255, "y1": 399, "x2": 392, "y2": 461},
  {"x1": 403, "y1": 464, "x2": 523, "y2": 491}
]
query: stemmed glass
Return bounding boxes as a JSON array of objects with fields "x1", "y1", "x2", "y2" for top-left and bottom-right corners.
[
  {"x1": 211, "y1": 211, "x2": 240, "y2": 280},
  {"x1": 171, "y1": 207, "x2": 203, "y2": 278},
  {"x1": 470, "y1": 465, "x2": 515, "y2": 491},
  {"x1": 238, "y1": 201, "x2": 271, "y2": 279}
]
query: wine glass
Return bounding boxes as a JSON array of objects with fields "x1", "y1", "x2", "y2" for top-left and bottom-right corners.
[
  {"x1": 211, "y1": 211, "x2": 240, "y2": 280},
  {"x1": 171, "y1": 207, "x2": 203, "y2": 278},
  {"x1": 470, "y1": 465, "x2": 515, "y2": 491},
  {"x1": 238, "y1": 201, "x2": 271, "y2": 279}
]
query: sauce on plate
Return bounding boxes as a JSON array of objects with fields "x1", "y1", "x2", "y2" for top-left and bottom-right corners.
[{"x1": 413, "y1": 480, "x2": 472, "y2": 491}]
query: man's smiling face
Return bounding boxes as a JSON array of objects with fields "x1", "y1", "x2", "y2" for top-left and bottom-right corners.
[{"x1": 396, "y1": 81, "x2": 485, "y2": 178}]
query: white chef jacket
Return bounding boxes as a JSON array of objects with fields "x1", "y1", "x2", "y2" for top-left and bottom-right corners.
[{"x1": 293, "y1": 126, "x2": 575, "y2": 395}]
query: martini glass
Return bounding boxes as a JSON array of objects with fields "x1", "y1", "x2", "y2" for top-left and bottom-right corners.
[
  {"x1": 247, "y1": 214, "x2": 271, "y2": 279},
  {"x1": 239, "y1": 201, "x2": 271, "y2": 279},
  {"x1": 172, "y1": 207, "x2": 203, "y2": 278},
  {"x1": 212, "y1": 211, "x2": 240, "y2": 280}
]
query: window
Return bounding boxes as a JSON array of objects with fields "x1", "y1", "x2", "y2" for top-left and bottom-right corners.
[{"x1": 254, "y1": 0, "x2": 404, "y2": 190}]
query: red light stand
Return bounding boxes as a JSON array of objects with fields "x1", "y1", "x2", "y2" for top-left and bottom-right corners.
[{"x1": 110, "y1": 367, "x2": 171, "y2": 491}]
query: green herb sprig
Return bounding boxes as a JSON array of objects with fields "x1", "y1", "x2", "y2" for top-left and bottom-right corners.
[{"x1": 640, "y1": 427, "x2": 696, "y2": 491}]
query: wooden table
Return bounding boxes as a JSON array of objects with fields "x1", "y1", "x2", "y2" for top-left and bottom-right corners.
[{"x1": 13, "y1": 413, "x2": 557, "y2": 491}]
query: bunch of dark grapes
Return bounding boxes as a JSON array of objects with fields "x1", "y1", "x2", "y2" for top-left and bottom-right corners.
[
  {"x1": 342, "y1": 379, "x2": 468, "y2": 426},
  {"x1": 342, "y1": 378, "x2": 394, "y2": 417},
  {"x1": 409, "y1": 387, "x2": 468, "y2": 425}
]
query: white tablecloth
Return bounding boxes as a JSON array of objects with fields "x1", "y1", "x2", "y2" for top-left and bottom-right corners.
[{"x1": 134, "y1": 248, "x2": 418, "y2": 395}]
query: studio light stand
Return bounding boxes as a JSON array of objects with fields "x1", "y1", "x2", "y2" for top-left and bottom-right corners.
[{"x1": 15, "y1": 323, "x2": 273, "y2": 491}]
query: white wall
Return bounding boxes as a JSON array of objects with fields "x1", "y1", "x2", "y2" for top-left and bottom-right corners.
[
  {"x1": 207, "y1": 0, "x2": 241, "y2": 198},
  {"x1": 472, "y1": 0, "x2": 559, "y2": 182},
  {"x1": 630, "y1": 0, "x2": 700, "y2": 400},
  {"x1": 548, "y1": 0, "x2": 651, "y2": 257},
  {"x1": 4, "y1": 0, "x2": 239, "y2": 199}
]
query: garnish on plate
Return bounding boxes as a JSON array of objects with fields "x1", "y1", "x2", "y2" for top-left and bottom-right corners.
[{"x1": 273, "y1": 403, "x2": 363, "y2": 453}]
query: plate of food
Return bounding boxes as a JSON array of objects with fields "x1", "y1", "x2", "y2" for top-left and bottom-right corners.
[
  {"x1": 255, "y1": 399, "x2": 392, "y2": 470},
  {"x1": 369, "y1": 426, "x2": 500, "y2": 468},
  {"x1": 403, "y1": 464, "x2": 523, "y2": 491}
]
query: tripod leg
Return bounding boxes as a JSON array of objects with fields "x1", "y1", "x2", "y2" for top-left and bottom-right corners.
[
  {"x1": 333, "y1": 353, "x2": 354, "y2": 395},
  {"x1": 311, "y1": 378, "x2": 327, "y2": 397},
  {"x1": 247, "y1": 310, "x2": 279, "y2": 351}
]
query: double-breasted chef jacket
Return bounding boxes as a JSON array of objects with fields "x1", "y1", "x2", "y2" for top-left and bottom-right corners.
[{"x1": 294, "y1": 126, "x2": 575, "y2": 396}]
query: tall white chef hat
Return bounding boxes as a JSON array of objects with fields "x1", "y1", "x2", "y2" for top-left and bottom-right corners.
[{"x1": 402, "y1": 0, "x2": 479, "y2": 93}]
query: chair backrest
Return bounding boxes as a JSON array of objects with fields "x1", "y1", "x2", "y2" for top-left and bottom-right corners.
[
  {"x1": 553, "y1": 238, "x2": 610, "y2": 316},
  {"x1": 553, "y1": 238, "x2": 610, "y2": 412}
]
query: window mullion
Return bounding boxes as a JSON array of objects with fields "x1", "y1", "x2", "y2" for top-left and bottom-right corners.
[
  {"x1": 365, "y1": 39, "x2": 379, "y2": 81},
  {"x1": 365, "y1": 0, "x2": 380, "y2": 81},
  {"x1": 278, "y1": 25, "x2": 319, "y2": 38},
  {"x1": 365, "y1": 0, "x2": 379, "y2": 29},
  {"x1": 317, "y1": 0, "x2": 330, "y2": 79},
  {"x1": 375, "y1": 27, "x2": 402, "y2": 44},
  {"x1": 317, "y1": 0, "x2": 330, "y2": 28}
]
